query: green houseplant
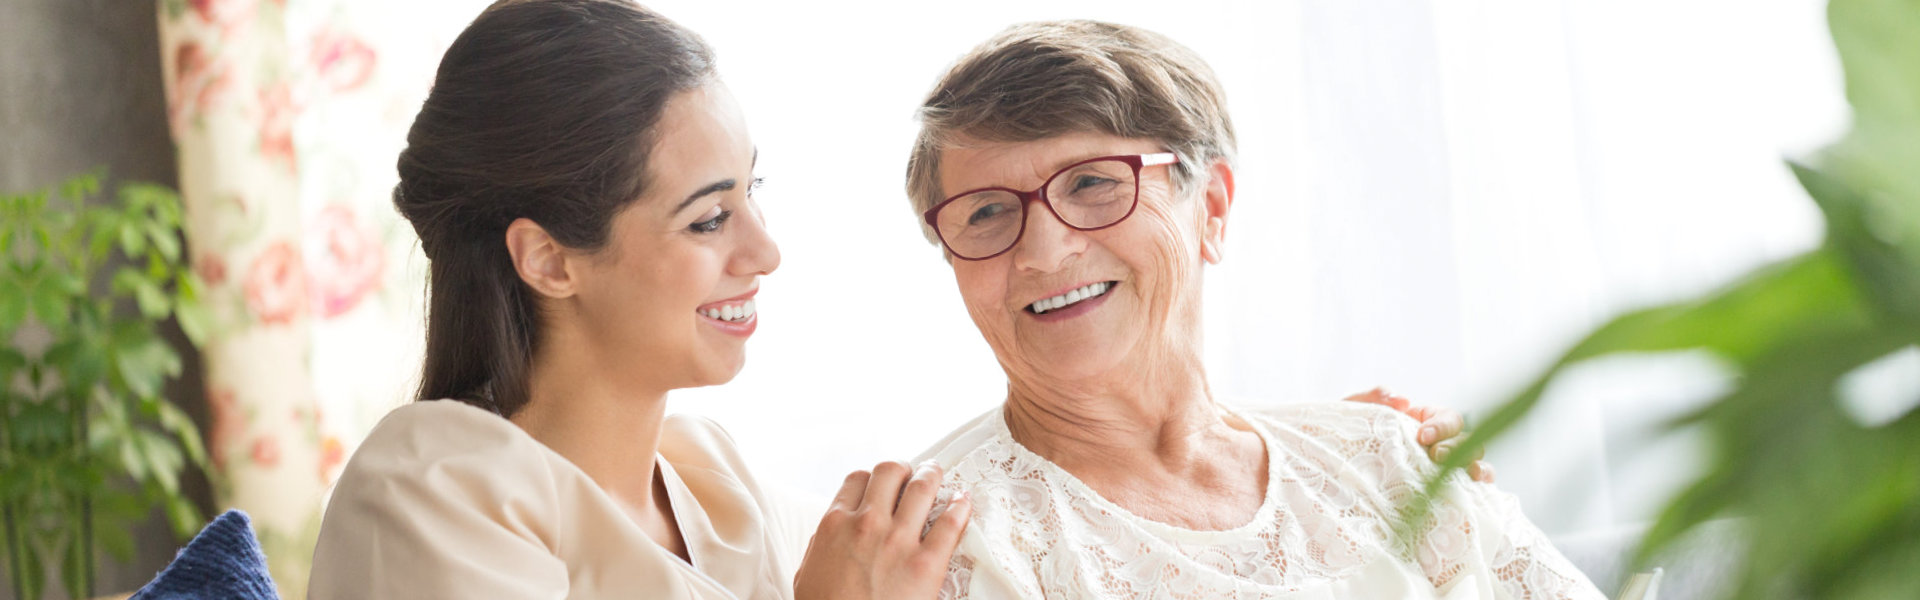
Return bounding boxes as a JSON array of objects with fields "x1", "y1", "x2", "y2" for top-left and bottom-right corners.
[
  {"x1": 1408, "y1": 0, "x2": 1920, "y2": 597},
  {"x1": 1, "y1": 172, "x2": 211, "y2": 599}
]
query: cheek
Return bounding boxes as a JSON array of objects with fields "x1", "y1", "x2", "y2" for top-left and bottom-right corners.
[
  {"x1": 953, "y1": 263, "x2": 1010, "y2": 323},
  {"x1": 1113, "y1": 197, "x2": 1201, "y2": 303},
  {"x1": 603, "y1": 243, "x2": 723, "y2": 324}
]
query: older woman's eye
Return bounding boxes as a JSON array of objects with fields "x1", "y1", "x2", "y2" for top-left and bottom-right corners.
[
  {"x1": 1072, "y1": 175, "x2": 1119, "y2": 193},
  {"x1": 690, "y1": 208, "x2": 733, "y2": 233},
  {"x1": 968, "y1": 203, "x2": 1012, "y2": 226}
]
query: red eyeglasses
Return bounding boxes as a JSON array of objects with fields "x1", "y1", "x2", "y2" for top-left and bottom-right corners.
[{"x1": 923, "y1": 152, "x2": 1180, "y2": 260}]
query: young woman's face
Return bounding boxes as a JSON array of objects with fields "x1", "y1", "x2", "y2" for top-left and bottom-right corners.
[{"x1": 570, "y1": 82, "x2": 779, "y2": 390}]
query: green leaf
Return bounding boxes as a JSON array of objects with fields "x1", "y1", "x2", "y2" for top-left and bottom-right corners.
[
  {"x1": 87, "y1": 212, "x2": 118, "y2": 261},
  {"x1": 95, "y1": 520, "x2": 135, "y2": 562},
  {"x1": 60, "y1": 171, "x2": 100, "y2": 203},
  {"x1": 1792, "y1": 162, "x2": 1920, "y2": 327},
  {"x1": 138, "y1": 430, "x2": 185, "y2": 495},
  {"x1": 156, "y1": 401, "x2": 208, "y2": 468},
  {"x1": 145, "y1": 219, "x2": 182, "y2": 263},
  {"x1": 117, "y1": 219, "x2": 146, "y2": 258},
  {"x1": 0, "y1": 345, "x2": 25, "y2": 373},
  {"x1": 0, "y1": 286, "x2": 26, "y2": 332},
  {"x1": 175, "y1": 299, "x2": 212, "y2": 348},
  {"x1": 163, "y1": 496, "x2": 203, "y2": 541},
  {"x1": 109, "y1": 267, "x2": 145, "y2": 298},
  {"x1": 1420, "y1": 250, "x2": 1872, "y2": 487},
  {"x1": 27, "y1": 275, "x2": 69, "y2": 329},
  {"x1": 133, "y1": 275, "x2": 170, "y2": 321}
]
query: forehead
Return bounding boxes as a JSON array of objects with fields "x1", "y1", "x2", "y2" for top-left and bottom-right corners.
[
  {"x1": 643, "y1": 83, "x2": 752, "y2": 205},
  {"x1": 938, "y1": 132, "x2": 1163, "y2": 196}
]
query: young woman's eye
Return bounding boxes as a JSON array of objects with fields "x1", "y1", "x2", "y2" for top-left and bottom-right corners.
[
  {"x1": 690, "y1": 208, "x2": 733, "y2": 233},
  {"x1": 748, "y1": 176, "x2": 766, "y2": 196}
]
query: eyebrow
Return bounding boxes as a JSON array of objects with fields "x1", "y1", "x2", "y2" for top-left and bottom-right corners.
[{"x1": 673, "y1": 148, "x2": 760, "y2": 214}]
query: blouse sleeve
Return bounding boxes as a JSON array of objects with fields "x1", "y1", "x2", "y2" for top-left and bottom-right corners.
[
  {"x1": 1358, "y1": 406, "x2": 1606, "y2": 600},
  {"x1": 309, "y1": 404, "x2": 570, "y2": 600}
]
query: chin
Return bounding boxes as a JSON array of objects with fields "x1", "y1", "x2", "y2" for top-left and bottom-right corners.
[
  {"x1": 1017, "y1": 347, "x2": 1128, "y2": 383},
  {"x1": 686, "y1": 353, "x2": 747, "y2": 388}
]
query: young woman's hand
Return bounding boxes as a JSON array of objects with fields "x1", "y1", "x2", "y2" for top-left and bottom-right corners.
[
  {"x1": 1344, "y1": 387, "x2": 1496, "y2": 483},
  {"x1": 794, "y1": 461, "x2": 973, "y2": 600}
]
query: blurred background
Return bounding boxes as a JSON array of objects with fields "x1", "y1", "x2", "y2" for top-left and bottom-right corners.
[{"x1": 6, "y1": 0, "x2": 1906, "y2": 597}]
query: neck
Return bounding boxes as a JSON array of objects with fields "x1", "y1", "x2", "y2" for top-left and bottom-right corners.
[
  {"x1": 1001, "y1": 348, "x2": 1225, "y2": 470},
  {"x1": 511, "y1": 328, "x2": 670, "y2": 513}
]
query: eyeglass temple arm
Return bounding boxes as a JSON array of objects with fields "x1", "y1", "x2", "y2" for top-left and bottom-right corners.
[{"x1": 1141, "y1": 152, "x2": 1179, "y2": 166}]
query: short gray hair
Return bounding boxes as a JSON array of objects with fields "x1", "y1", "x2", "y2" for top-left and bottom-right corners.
[{"x1": 904, "y1": 20, "x2": 1238, "y2": 246}]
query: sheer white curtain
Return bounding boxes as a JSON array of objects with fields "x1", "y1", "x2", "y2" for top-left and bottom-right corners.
[
  {"x1": 1246, "y1": 0, "x2": 1840, "y2": 535},
  {"x1": 648, "y1": 0, "x2": 1841, "y2": 537}
]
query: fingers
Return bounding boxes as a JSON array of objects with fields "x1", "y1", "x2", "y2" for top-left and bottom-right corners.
[
  {"x1": 1430, "y1": 438, "x2": 1459, "y2": 464},
  {"x1": 1469, "y1": 460, "x2": 1496, "y2": 483},
  {"x1": 832, "y1": 469, "x2": 871, "y2": 512},
  {"x1": 894, "y1": 462, "x2": 943, "y2": 526},
  {"x1": 1428, "y1": 436, "x2": 1487, "y2": 464},
  {"x1": 921, "y1": 491, "x2": 972, "y2": 553},
  {"x1": 1344, "y1": 387, "x2": 1410, "y2": 411},
  {"x1": 861, "y1": 461, "x2": 913, "y2": 513},
  {"x1": 1417, "y1": 408, "x2": 1466, "y2": 446}
]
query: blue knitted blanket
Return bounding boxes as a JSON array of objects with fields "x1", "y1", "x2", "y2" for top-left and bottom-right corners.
[{"x1": 131, "y1": 509, "x2": 279, "y2": 600}]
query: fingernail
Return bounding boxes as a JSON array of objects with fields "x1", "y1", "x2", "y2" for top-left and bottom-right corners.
[
  {"x1": 1435, "y1": 447, "x2": 1450, "y2": 461},
  {"x1": 1420, "y1": 426, "x2": 1436, "y2": 444}
]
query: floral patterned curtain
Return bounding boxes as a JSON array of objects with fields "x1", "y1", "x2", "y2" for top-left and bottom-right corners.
[{"x1": 156, "y1": 0, "x2": 482, "y2": 594}]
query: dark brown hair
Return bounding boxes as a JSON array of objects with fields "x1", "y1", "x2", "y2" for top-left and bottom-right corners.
[
  {"x1": 394, "y1": 0, "x2": 714, "y2": 416},
  {"x1": 905, "y1": 20, "x2": 1237, "y2": 245}
]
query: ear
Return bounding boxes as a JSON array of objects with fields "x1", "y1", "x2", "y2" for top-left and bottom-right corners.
[
  {"x1": 1198, "y1": 158, "x2": 1235, "y2": 264},
  {"x1": 504, "y1": 218, "x2": 578, "y2": 299}
]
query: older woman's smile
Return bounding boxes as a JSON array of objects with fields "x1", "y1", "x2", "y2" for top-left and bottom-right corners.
[{"x1": 1024, "y1": 280, "x2": 1118, "y2": 320}]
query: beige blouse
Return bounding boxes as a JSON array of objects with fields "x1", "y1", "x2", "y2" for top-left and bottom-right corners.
[
  {"x1": 919, "y1": 401, "x2": 1605, "y2": 599},
  {"x1": 310, "y1": 400, "x2": 810, "y2": 599}
]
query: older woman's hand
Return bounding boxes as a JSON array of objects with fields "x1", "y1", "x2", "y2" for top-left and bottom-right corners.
[
  {"x1": 1343, "y1": 388, "x2": 1495, "y2": 483},
  {"x1": 794, "y1": 461, "x2": 972, "y2": 600}
]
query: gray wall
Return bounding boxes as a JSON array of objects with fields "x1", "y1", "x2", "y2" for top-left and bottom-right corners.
[{"x1": 1, "y1": 0, "x2": 212, "y2": 597}]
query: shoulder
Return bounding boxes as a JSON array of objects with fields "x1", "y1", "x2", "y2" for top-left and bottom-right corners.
[
  {"x1": 657, "y1": 412, "x2": 752, "y2": 479},
  {"x1": 323, "y1": 399, "x2": 565, "y2": 534},
  {"x1": 341, "y1": 399, "x2": 553, "y2": 484},
  {"x1": 1241, "y1": 399, "x2": 1421, "y2": 452},
  {"x1": 1237, "y1": 399, "x2": 1434, "y2": 487},
  {"x1": 912, "y1": 407, "x2": 1005, "y2": 468}
]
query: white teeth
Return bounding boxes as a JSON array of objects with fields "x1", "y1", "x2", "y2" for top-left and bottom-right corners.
[
  {"x1": 1028, "y1": 282, "x2": 1112, "y2": 314},
  {"x1": 701, "y1": 299, "x2": 757, "y2": 323}
]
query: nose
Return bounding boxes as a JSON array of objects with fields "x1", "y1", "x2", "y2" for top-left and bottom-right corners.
[
  {"x1": 1009, "y1": 198, "x2": 1084, "y2": 273},
  {"x1": 732, "y1": 200, "x2": 781, "y2": 276}
]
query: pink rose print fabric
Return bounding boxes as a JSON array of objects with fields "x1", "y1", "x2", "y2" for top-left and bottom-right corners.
[{"x1": 159, "y1": 0, "x2": 483, "y2": 595}]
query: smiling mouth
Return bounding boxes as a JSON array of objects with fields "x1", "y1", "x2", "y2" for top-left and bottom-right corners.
[
  {"x1": 698, "y1": 299, "x2": 756, "y2": 323},
  {"x1": 1026, "y1": 281, "x2": 1117, "y2": 315}
]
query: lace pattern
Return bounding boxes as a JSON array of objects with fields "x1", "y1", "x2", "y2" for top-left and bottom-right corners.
[{"x1": 929, "y1": 402, "x2": 1603, "y2": 599}]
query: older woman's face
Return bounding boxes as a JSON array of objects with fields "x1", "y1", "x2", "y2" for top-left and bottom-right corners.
[{"x1": 941, "y1": 132, "x2": 1227, "y2": 383}]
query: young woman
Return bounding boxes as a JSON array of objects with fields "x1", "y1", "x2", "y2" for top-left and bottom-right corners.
[
  {"x1": 308, "y1": 2, "x2": 964, "y2": 597},
  {"x1": 308, "y1": 1, "x2": 1482, "y2": 598}
]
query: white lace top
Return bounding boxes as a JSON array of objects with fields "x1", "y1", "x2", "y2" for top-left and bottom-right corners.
[{"x1": 915, "y1": 401, "x2": 1605, "y2": 600}]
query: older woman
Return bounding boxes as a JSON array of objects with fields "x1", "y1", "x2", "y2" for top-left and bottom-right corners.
[{"x1": 905, "y1": 21, "x2": 1604, "y2": 600}]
